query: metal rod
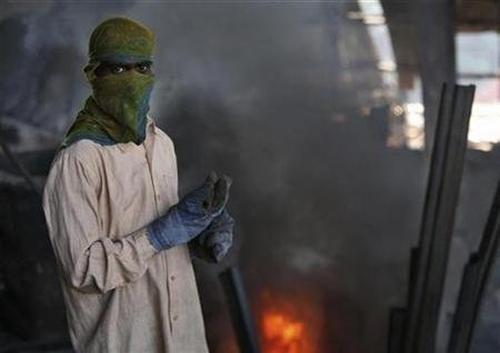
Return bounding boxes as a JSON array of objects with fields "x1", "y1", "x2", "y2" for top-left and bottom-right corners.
[
  {"x1": 219, "y1": 266, "x2": 261, "y2": 353},
  {"x1": 447, "y1": 179, "x2": 500, "y2": 353},
  {"x1": 387, "y1": 307, "x2": 406, "y2": 353},
  {"x1": 402, "y1": 83, "x2": 476, "y2": 353}
]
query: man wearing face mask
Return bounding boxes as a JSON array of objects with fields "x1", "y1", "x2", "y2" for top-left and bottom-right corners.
[{"x1": 42, "y1": 17, "x2": 234, "y2": 353}]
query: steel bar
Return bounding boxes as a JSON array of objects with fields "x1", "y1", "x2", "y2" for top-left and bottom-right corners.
[
  {"x1": 219, "y1": 267, "x2": 261, "y2": 353},
  {"x1": 447, "y1": 180, "x2": 500, "y2": 353},
  {"x1": 402, "y1": 83, "x2": 475, "y2": 353},
  {"x1": 386, "y1": 244, "x2": 419, "y2": 352},
  {"x1": 387, "y1": 307, "x2": 406, "y2": 353}
]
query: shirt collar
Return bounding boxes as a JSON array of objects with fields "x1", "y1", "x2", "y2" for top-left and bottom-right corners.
[
  {"x1": 146, "y1": 114, "x2": 157, "y2": 135},
  {"x1": 115, "y1": 114, "x2": 157, "y2": 153}
]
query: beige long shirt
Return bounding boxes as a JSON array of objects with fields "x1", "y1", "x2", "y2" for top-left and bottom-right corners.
[{"x1": 42, "y1": 118, "x2": 209, "y2": 353}]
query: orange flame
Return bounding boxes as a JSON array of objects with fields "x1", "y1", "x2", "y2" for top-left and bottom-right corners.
[
  {"x1": 258, "y1": 291, "x2": 321, "y2": 353},
  {"x1": 261, "y1": 311, "x2": 307, "y2": 353}
]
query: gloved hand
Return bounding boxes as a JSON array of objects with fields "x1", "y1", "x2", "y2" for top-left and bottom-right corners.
[
  {"x1": 190, "y1": 208, "x2": 235, "y2": 262},
  {"x1": 147, "y1": 172, "x2": 232, "y2": 251}
]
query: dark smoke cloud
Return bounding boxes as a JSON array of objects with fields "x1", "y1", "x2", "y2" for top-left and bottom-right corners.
[{"x1": 0, "y1": 1, "x2": 498, "y2": 353}]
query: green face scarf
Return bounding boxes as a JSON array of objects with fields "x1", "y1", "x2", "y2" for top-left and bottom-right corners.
[{"x1": 61, "y1": 17, "x2": 156, "y2": 148}]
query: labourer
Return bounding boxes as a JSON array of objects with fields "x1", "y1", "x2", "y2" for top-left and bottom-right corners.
[{"x1": 42, "y1": 17, "x2": 234, "y2": 352}]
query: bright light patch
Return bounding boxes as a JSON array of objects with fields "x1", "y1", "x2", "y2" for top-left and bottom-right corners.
[
  {"x1": 467, "y1": 103, "x2": 500, "y2": 152},
  {"x1": 457, "y1": 31, "x2": 500, "y2": 152},
  {"x1": 403, "y1": 103, "x2": 425, "y2": 150},
  {"x1": 357, "y1": 0, "x2": 398, "y2": 94},
  {"x1": 394, "y1": 101, "x2": 500, "y2": 152}
]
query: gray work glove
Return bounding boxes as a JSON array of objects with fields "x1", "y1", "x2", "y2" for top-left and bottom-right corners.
[
  {"x1": 147, "y1": 172, "x2": 232, "y2": 251},
  {"x1": 190, "y1": 208, "x2": 235, "y2": 262}
]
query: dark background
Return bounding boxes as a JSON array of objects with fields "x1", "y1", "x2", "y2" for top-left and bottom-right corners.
[{"x1": 0, "y1": 1, "x2": 498, "y2": 352}]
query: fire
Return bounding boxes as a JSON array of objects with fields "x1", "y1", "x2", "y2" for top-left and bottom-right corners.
[
  {"x1": 258, "y1": 291, "x2": 320, "y2": 353},
  {"x1": 261, "y1": 311, "x2": 306, "y2": 353}
]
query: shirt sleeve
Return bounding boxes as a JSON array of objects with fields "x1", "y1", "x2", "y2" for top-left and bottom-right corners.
[{"x1": 42, "y1": 146, "x2": 159, "y2": 294}]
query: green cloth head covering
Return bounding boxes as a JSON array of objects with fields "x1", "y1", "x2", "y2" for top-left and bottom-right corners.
[
  {"x1": 88, "y1": 17, "x2": 155, "y2": 64},
  {"x1": 61, "y1": 17, "x2": 156, "y2": 148}
]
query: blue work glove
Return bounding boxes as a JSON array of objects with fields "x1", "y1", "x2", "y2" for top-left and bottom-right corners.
[
  {"x1": 190, "y1": 208, "x2": 235, "y2": 262},
  {"x1": 147, "y1": 172, "x2": 232, "y2": 251}
]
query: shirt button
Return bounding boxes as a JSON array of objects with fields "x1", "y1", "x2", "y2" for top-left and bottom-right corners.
[
  {"x1": 170, "y1": 275, "x2": 176, "y2": 281},
  {"x1": 173, "y1": 314, "x2": 179, "y2": 321}
]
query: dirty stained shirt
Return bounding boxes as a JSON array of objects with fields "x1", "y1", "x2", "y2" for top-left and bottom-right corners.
[{"x1": 42, "y1": 118, "x2": 209, "y2": 353}]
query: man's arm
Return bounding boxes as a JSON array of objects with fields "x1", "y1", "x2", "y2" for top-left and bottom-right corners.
[
  {"x1": 43, "y1": 151, "x2": 157, "y2": 294},
  {"x1": 43, "y1": 145, "x2": 230, "y2": 294}
]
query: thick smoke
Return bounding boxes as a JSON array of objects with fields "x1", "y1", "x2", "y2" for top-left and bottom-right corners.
[{"x1": 0, "y1": 1, "x2": 498, "y2": 353}]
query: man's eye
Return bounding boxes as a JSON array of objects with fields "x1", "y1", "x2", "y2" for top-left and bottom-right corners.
[
  {"x1": 111, "y1": 65, "x2": 125, "y2": 74},
  {"x1": 137, "y1": 63, "x2": 151, "y2": 73}
]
